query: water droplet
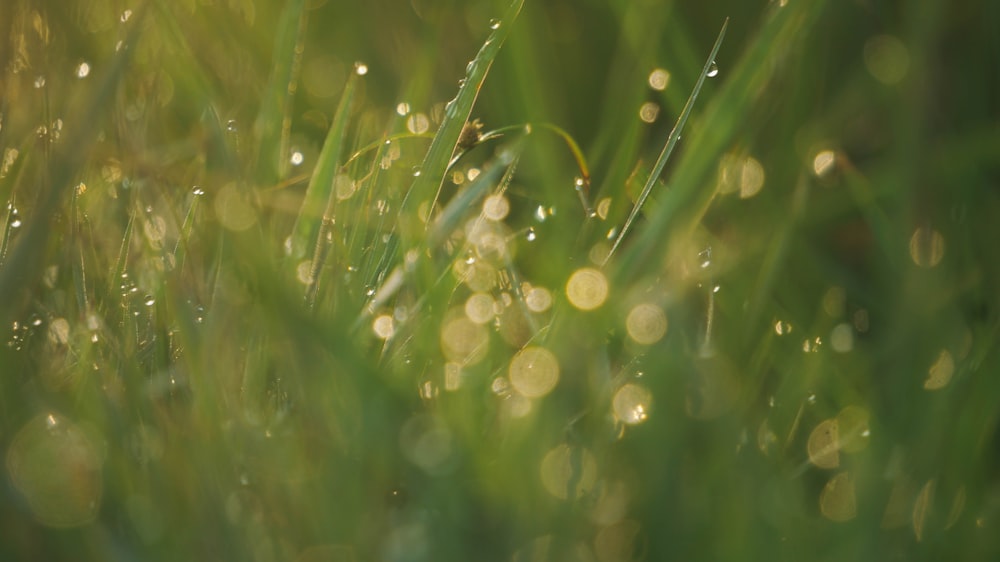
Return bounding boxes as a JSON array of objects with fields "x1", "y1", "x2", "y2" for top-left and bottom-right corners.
[
  {"x1": 525, "y1": 227, "x2": 536, "y2": 242},
  {"x1": 354, "y1": 61, "x2": 368, "y2": 76},
  {"x1": 488, "y1": 18, "x2": 501, "y2": 30},
  {"x1": 192, "y1": 186, "x2": 204, "y2": 196},
  {"x1": 465, "y1": 60, "x2": 476, "y2": 74},
  {"x1": 11, "y1": 218, "x2": 22, "y2": 228},
  {"x1": 396, "y1": 102, "x2": 410, "y2": 116},
  {"x1": 226, "y1": 119, "x2": 238, "y2": 132},
  {"x1": 574, "y1": 177, "x2": 586, "y2": 191},
  {"x1": 411, "y1": 167, "x2": 422, "y2": 177},
  {"x1": 144, "y1": 295, "x2": 155, "y2": 307},
  {"x1": 33, "y1": 76, "x2": 46, "y2": 89},
  {"x1": 75, "y1": 62, "x2": 90, "y2": 79},
  {"x1": 120, "y1": 9, "x2": 133, "y2": 22},
  {"x1": 707, "y1": 61, "x2": 719, "y2": 78},
  {"x1": 289, "y1": 150, "x2": 304, "y2": 166}
]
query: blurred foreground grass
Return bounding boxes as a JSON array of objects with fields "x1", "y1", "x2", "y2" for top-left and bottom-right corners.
[{"x1": 1, "y1": 0, "x2": 999, "y2": 560}]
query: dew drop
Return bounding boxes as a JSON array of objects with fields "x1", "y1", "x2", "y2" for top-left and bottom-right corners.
[
  {"x1": 707, "y1": 61, "x2": 719, "y2": 78},
  {"x1": 120, "y1": 9, "x2": 132, "y2": 22},
  {"x1": 396, "y1": 102, "x2": 410, "y2": 116},
  {"x1": 75, "y1": 62, "x2": 90, "y2": 79},
  {"x1": 226, "y1": 119, "x2": 238, "y2": 132},
  {"x1": 33, "y1": 76, "x2": 46, "y2": 89},
  {"x1": 289, "y1": 150, "x2": 304, "y2": 166},
  {"x1": 144, "y1": 295, "x2": 155, "y2": 307},
  {"x1": 354, "y1": 61, "x2": 368, "y2": 76},
  {"x1": 411, "y1": 167, "x2": 422, "y2": 177},
  {"x1": 525, "y1": 227, "x2": 536, "y2": 242},
  {"x1": 488, "y1": 18, "x2": 501, "y2": 30},
  {"x1": 192, "y1": 186, "x2": 204, "y2": 196}
]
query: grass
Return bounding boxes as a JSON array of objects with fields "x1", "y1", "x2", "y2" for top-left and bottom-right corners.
[{"x1": 1, "y1": 0, "x2": 999, "y2": 560}]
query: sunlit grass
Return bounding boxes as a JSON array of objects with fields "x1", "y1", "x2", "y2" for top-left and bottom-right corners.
[{"x1": 1, "y1": 1, "x2": 999, "y2": 561}]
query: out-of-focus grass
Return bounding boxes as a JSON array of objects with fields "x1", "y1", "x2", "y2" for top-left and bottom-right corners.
[{"x1": 1, "y1": 0, "x2": 999, "y2": 561}]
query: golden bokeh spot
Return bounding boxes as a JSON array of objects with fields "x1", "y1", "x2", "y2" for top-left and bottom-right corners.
[
  {"x1": 372, "y1": 314, "x2": 395, "y2": 340},
  {"x1": 440, "y1": 315, "x2": 489, "y2": 365},
  {"x1": 625, "y1": 303, "x2": 667, "y2": 345},
  {"x1": 913, "y1": 479, "x2": 935, "y2": 542},
  {"x1": 836, "y1": 406, "x2": 871, "y2": 454},
  {"x1": 214, "y1": 182, "x2": 257, "y2": 232},
  {"x1": 525, "y1": 286, "x2": 553, "y2": 313},
  {"x1": 612, "y1": 383, "x2": 652, "y2": 425},
  {"x1": 924, "y1": 349, "x2": 954, "y2": 390},
  {"x1": 807, "y1": 418, "x2": 840, "y2": 469},
  {"x1": 638, "y1": 102, "x2": 659, "y2": 123},
  {"x1": 566, "y1": 268, "x2": 609, "y2": 311},
  {"x1": 334, "y1": 174, "x2": 356, "y2": 200},
  {"x1": 482, "y1": 194, "x2": 510, "y2": 221},
  {"x1": 296, "y1": 260, "x2": 314, "y2": 285},
  {"x1": 812, "y1": 150, "x2": 836, "y2": 177},
  {"x1": 596, "y1": 197, "x2": 612, "y2": 220},
  {"x1": 909, "y1": 226, "x2": 945, "y2": 268},
  {"x1": 509, "y1": 346, "x2": 560, "y2": 399},
  {"x1": 540, "y1": 444, "x2": 597, "y2": 500},
  {"x1": 464, "y1": 292, "x2": 496, "y2": 325},
  {"x1": 6, "y1": 413, "x2": 103, "y2": 528},
  {"x1": 648, "y1": 68, "x2": 670, "y2": 91},
  {"x1": 820, "y1": 471, "x2": 857, "y2": 522}
]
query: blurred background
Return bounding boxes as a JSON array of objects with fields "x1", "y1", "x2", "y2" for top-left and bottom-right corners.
[{"x1": 1, "y1": 0, "x2": 999, "y2": 560}]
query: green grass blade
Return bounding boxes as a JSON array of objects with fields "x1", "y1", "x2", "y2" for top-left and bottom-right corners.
[
  {"x1": 604, "y1": 18, "x2": 729, "y2": 265},
  {"x1": 253, "y1": 0, "x2": 307, "y2": 185},
  {"x1": 396, "y1": 0, "x2": 525, "y2": 243},
  {"x1": 288, "y1": 74, "x2": 358, "y2": 260},
  {"x1": 0, "y1": 7, "x2": 144, "y2": 328},
  {"x1": 426, "y1": 144, "x2": 521, "y2": 249},
  {"x1": 615, "y1": 3, "x2": 827, "y2": 279}
]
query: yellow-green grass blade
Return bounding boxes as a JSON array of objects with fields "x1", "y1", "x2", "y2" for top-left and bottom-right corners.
[
  {"x1": 396, "y1": 0, "x2": 525, "y2": 246},
  {"x1": 615, "y1": 2, "x2": 828, "y2": 280},
  {"x1": 604, "y1": 18, "x2": 729, "y2": 265},
  {"x1": 0, "y1": 7, "x2": 145, "y2": 329},
  {"x1": 253, "y1": 0, "x2": 307, "y2": 185},
  {"x1": 288, "y1": 74, "x2": 358, "y2": 260}
]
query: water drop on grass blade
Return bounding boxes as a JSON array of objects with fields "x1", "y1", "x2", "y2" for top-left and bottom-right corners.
[{"x1": 707, "y1": 61, "x2": 719, "y2": 77}]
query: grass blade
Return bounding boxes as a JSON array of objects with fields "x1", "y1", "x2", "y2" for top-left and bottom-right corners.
[
  {"x1": 396, "y1": 0, "x2": 525, "y2": 244},
  {"x1": 604, "y1": 18, "x2": 729, "y2": 265},
  {"x1": 288, "y1": 73, "x2": 358, "y2": 260},
  {"x1": 615, "y1": 2, "x2": 827, "y2": 279},
  {"x1": 0, "y1": 7, "x2": 144, "y2": 329},
  {"x1": 253, "y1": 0, "x2": 307, "y2": 185}
]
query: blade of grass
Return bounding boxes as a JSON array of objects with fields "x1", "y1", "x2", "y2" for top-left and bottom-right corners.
[
  {"x1": 603, "y1": 18, "x2": 729, "y2": 266},
  {"x1": 288, "y1": 73, "x2": 359, "y2": 260},
  {"x1": 253, "y1": 0, "x2": 307, "y2": 185},
  {"x1": 396, "y1": 0, "x2": 525, "y2": 244},
  {"x1": 614, "y1": 2, "x2": 828, "y2": 280},
  {"x1": 426, "y1": 144, "x2": 521, "y2": 249},
  {"x1": 0, "y1": 6, "x2": 144, "y2": 329}
]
